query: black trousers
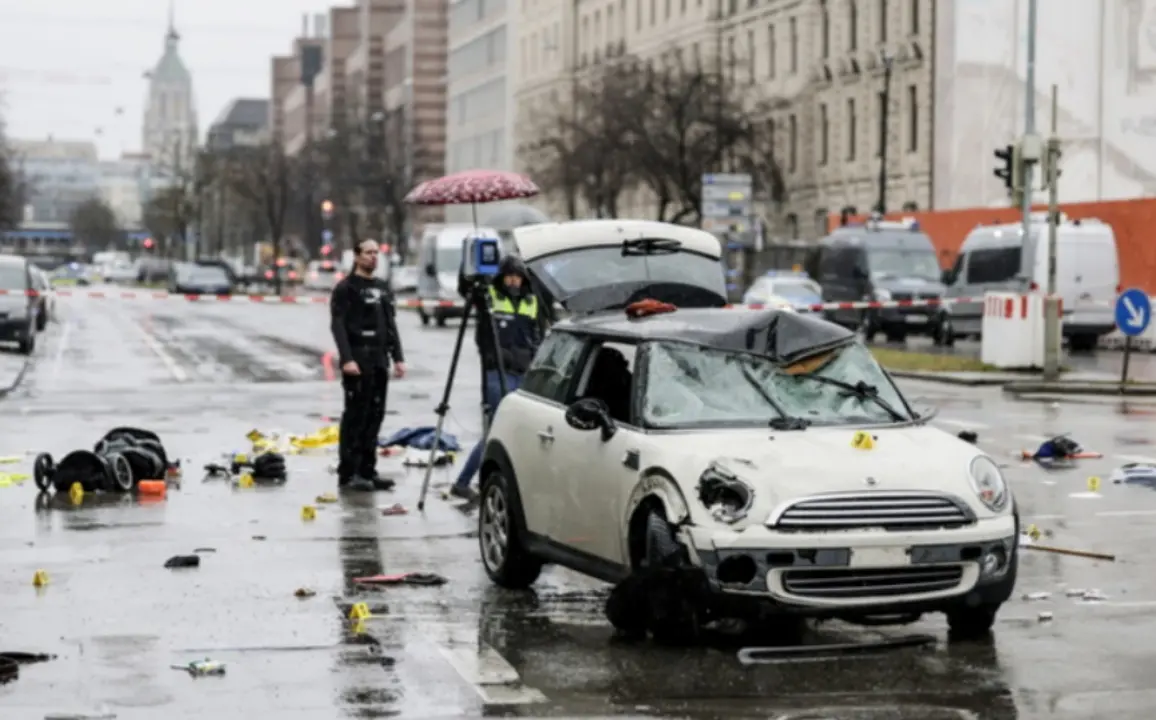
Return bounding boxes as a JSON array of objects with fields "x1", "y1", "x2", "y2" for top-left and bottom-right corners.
[{"x1": 338, "y1": 364, "x2": 389, "y2": 481}]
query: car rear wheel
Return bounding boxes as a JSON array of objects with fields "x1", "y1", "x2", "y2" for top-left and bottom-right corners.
[
  {"x1": 418, "y1": 309, "x2": 430, "y2": 326},
  {"x1": 18, "y1": 331, "x2": 34, "y2": 355},
  {"x1": 478, "y1": 470, "x2": 542, "y2": 589}
]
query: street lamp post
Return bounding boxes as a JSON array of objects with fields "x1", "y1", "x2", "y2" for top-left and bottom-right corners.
[{"x1": 875, "y1": 52, "x2": 894, "y2": 215}]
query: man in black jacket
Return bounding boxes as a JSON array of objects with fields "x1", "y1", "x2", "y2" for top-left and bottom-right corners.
[
  {"x1": 449, "y1": 254, "x2": 542, "y2": 499},
  {"x1": 330, "y1": 239, "x2": 406, "y2": 492}
]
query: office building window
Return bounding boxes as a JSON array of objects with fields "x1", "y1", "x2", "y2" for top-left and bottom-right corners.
[
  {"x1": 788, "y1": 113, "x2": 797, "y2": 172},
  {"x1": 767, "y1": 24, "x2": 775, "y2": 77},
  {"x1": 846, "y1": 98, "x2": 856, "y2": 160},
  {"x1": 848, "y1": 0, "x2": 858, "y2": 52},
  {"x1": 907, "y1": 84, "x2": 918, "y2": 152},
  {"x1": 876, "y1": 90, "x2": 885, "y2": 156},
  {"x1": 819, "y1": 103, "x2": 828, "y2": 165},
  {"x1": 637, "y1": 0, "x2": 642, "y2": 30},
  {"x1": 879, "y1": 0, "x2": 888, "y2": 42},
  {"x1": 820, "y1": 3, "x2": 829, "y2": 58},
  {"x1": 789, "y1": 17, "x2": 797, "y2": 73},
  {"x1": 909, "y1": 0, "x2": 919, "y2": 34}
]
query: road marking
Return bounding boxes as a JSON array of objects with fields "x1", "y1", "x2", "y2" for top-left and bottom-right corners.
[
  {"x1": 436, "y1": 640, "x2": 546, "y2": 705},
  {"x1": 135, "y1": 324, "x2": 188, "y2": 382},
  {"x1": 1095, "y1": 509, "x2": 1156, "y2": 517},
  {"x1": 49, "y1": 319, "x2": 72, "y2": 388}
]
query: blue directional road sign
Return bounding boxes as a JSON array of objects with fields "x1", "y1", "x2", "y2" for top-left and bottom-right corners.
[{"x1": 1115, "y1": 288, "x2": 1151, "y2": 337}]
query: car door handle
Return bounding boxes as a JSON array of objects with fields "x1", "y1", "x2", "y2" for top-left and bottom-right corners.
[{"x1": 537, "y1": 430, "x2": 554, "y2": 443}]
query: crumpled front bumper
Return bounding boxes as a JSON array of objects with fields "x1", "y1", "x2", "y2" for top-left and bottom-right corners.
[{"x1": 680, "y1": 515, "x2": 1017, "y2": 612}]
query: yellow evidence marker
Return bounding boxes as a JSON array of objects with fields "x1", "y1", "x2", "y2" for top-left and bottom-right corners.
[{"x1": 850, "y1": 431, "x2": 875, "y2": 450}]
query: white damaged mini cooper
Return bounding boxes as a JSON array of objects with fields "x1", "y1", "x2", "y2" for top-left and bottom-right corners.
[{"x1": 478, "y1": 219, "x2": 1017, "y2": 643}]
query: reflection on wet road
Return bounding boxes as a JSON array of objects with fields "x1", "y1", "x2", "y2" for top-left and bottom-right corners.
[{"x1": 0, "y1": 295, "x2": 1154, "y2": 718}]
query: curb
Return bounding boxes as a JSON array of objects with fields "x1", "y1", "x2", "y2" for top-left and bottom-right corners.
[
  {"x1": 0, "y1": 357, "x2": 31, "y2": 398},
  {"x1": 1003, "y1": 381, "x2": 1156, "y2": 397},
  {"x1": 887, "y1": 370, "x2": 1012, "y2": 387}
]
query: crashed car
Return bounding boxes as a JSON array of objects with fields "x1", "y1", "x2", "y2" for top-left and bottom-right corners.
[{"x1": 476, "y1": 219, "x2": 1017, "y2": 644}]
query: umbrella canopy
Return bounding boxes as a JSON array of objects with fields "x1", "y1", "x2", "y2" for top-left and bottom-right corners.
[{"x1": 404, "y1": 170, "x2": 540, "y2": 206}]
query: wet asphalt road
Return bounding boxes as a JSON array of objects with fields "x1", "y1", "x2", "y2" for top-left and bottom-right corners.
[{"x1": 1, "y1": 291, "x2": 1155, "y2": 719}]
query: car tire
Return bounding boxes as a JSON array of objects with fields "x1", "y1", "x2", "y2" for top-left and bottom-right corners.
[
  {"x1": 884, "y1": 327, "x2": 908, "y2": 344},
  {"x1": 478, "y1": 470, "x2": 542, "y2": 589},
  {"x1": 18, "y1": 332, "x2": 34, "y2": 355},
  {"x1": 435, "y1": 313, "x2": 447, "y2": 328},
  {"x1": 643, "y1": 510, "x2": 705, "y2": 646},
  {"x1": 858, "y1": 313, "x2": 878, "y2": 343},
  {"x1": 418, "y1": 309, "x2": 430, "y2": 326},
  {"x1": 946, "y1": 604, "x2": 1000, "y2": 641},
  {"x1": 933, "y1": 315, "x2": 956, "y2": 347},
  {"x1": 36, "y1": 310, "x2": 47, "y2": 332},
  {"x1": 1068, "y1": 334, "x2": 1097, "y2": 352}
]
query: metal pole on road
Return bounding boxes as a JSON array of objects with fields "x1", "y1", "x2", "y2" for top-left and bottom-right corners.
[
  {"x1": 876, "y1": 54, "x2": 893, "y2": 215},
  {"x1": 1043, "y1": 85, "x2": 1062, "y2": 381},
  {"x1": 1020, "y1": 0, "x2": 1038, "y2": 237}
]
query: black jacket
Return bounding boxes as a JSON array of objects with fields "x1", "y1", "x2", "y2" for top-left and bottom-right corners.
[{"x1": 330, "y1": 274, "x2": 405, "y2": 368}]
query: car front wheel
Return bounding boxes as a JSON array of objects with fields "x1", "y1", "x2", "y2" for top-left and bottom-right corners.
[
  {"x1": 478, "y1": 470, "x2": 542, "y2": 589},
  {"x1": 946, "y1": 604, "x2": 1000, "y2": 641}
]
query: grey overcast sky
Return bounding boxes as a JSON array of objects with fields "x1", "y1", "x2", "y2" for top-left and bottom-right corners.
[{"x1": 0, "y1": 0, "x2": 335, "y2": 159}]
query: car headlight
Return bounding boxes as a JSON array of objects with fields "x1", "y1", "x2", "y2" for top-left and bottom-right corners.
[
  {"x1": 696, "y1": 461, "x2": 754, "y2": 524},
  {"x1": 873, "y1": 288, "x2": 892, "y2": 301},
  {"x1": 968, "y1": 455, "x2": 1009, "y2": 512}
]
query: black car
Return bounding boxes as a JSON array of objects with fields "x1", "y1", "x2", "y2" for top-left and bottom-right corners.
[
  {"x1": 168, "y1": 263, "x2": 234, "y2": 295},
  {"x1": 0, "y1": 254, "x2": 40, "y2": 354},
  {"x1": 805, "y1": 219, "x2": 946, "y2": 343}
]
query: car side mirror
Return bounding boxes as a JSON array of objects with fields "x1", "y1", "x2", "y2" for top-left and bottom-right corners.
[
  {"x1": 564, "y1": 398, "x2": 617, "y2": 441},
  {"x1": 424, "y1": 263, "x2": 436, "y2": 276},
  {"x1": 852, "y1": 265, "x2": 868, "y2": 281}
]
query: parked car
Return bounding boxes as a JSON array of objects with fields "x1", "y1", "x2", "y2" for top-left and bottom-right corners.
[
  {"x1": 100, "y1": 260, "x2": 138, "y2": 284},
  {"x1": 474, "y1": 219, "x2": 1017, "y2": 644},
  {"x1": 391, "y1": 264, "x2": 418, "y2": 294},
  {"x1": 0, "y1": 254, "x2": 41, "y2": 354},
  {"x1": 51, "y1": 263, "x2": 93, "y2": 286},
  {"x1": 29, "y1": 266, "x2": 55, "y2": 330},
  {"x1": 168, "y1": 262, "x2": 234, "y2": 295},
  {"x1": 933, "y1": 214, "x2": 1119, "y2": 351},
  {"x1": 742, "y1": 270, "x2": 823, "y2": 310},
  {"x1": 304, "y1": 260, "x2": 341, "y2": 291}
]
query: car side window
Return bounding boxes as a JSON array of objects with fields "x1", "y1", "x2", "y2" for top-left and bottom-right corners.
[
  {"x1": 966, "y1": 247, "x2": 1020, "y2": 284},
  {"x1": 575, "y1": 342, "x2": 637, "y2": 424},
  {"x1": 521, "y1": 331, "x2": 587, "y2": 404}
]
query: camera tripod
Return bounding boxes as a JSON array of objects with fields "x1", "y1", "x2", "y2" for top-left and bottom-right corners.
[{"x1": 416, "y1": 279, "x2": 508, "y2": 511}]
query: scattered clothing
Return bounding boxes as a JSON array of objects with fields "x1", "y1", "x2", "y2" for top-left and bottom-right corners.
[
  {"x1": 1022, "y1": 434, "x2": 1101, "y2": 464},
  {"x1": 353, "y1": 572, "x2": 448, "y2": 587},
  {"x1": 380, "y1": 426, "x2": 462, "y2": 452},
  {"x1": 164, "y1": 555, "x2": 200, "y2": 569}
]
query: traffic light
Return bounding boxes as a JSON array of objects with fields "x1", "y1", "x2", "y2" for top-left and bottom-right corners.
[
  {"x1": 320, "y1": 244, "x2": 332, "y2": 256},
  {"x1": 320, "y1": 200, "x2": 334, "y2": 217},
  {"x1": 143, "y1": 237, "x2": 154, "y2": 250},
  {"x1": 993, "y1": 145, "x2": 1014, "y2": 189}
]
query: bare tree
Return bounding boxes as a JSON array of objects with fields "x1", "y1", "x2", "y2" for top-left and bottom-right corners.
[
  {"x1": 225, "y1": 141, "x2": 297, "y2": 294},
  {"x1": 0, "y1": 111, "x2": 25, "y2": 230},
  {"x1": 69, "y1": 196, "x2": 122, "y2": 249},
  {"x1": 358, "y1": 107, "x2": 428, "y2": 258},
  {"x1": 145, "y1": 140, "x2": 213, "y2": 258}
]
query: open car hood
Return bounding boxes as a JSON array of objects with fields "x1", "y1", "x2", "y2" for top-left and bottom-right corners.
[{"x1": 512, "y1": 220, "x2": 727, "y2": 314}]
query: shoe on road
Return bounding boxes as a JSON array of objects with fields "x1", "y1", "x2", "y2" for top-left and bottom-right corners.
[{"x1": 449, "y1": 484, "x2": 477, "y2": 500}]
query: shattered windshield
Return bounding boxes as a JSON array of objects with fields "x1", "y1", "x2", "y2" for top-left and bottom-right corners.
[{"x1": 641, "y1": 341, "x2": 910, "y2": 428}]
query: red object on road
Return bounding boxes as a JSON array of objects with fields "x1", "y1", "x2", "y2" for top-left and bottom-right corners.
[{"x1": 403, "y1": 169, "x2": 540, "y2": 206}]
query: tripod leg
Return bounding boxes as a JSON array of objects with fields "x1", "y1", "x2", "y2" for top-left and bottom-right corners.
[{"x1": 417, "y1": 299, "x2": 474, "y2": 512}]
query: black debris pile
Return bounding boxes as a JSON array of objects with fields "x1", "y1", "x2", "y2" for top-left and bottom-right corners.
[
  {"x1": 224, "y1": 451, "x2": 288, "y2": 482},
  {"x1": 33, "y1": 427, "x2": 176, "y2": 495}
]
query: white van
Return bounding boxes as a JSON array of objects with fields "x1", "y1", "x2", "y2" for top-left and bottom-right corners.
[
  {"x1": 415, "y1": 224, "x2": 501, "y2": 327},
  {"x1": 934, "y1": 214, "x2": 1119, "y2": 351}
]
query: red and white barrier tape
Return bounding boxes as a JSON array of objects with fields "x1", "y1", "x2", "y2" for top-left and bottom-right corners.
[{"x1": 0, "y1": 289, "x2": 1108, "y2": 314}]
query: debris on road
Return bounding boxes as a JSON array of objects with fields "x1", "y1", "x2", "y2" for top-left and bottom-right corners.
[
  {"x1": 32, "y1": 569, "x2": 48, "y2": 587},
  {"x1": 1021, "y1": 433, "x2": 1102, "y2": 466},
  {"x1": 1022, "y1": 591, "x2": 1052, "y2": 601},
  {"x1": 380, "y1": 503, "x2": 407, "y2": 516},
  {"x1": 735, "y1": 634, "x2": 936, "y2": 664},
  {"x1": 33, "y1": 427, "x2": 176, "y2": 496},
  {"x1": 402, "y1": 449, "x2": 454, "y2": 467},
  {"x1": 294, "y1": 587, "x2": 316, "y2": 598},
  {"x1": 164, "y1": 555, "x2": 201, "y2": 569},
  {"x1": 380, "y1": 426, "x2": 462, "y2": 453},
  {"x1": 1081, "y1": 589, "x2": 1110, "y2": 601},
  {"x1": 1023, "y1": 542, "x2": 1116, "y2": 562},
  {"x1": 172, "y1": 659, "x2": 226, "y2": 676},
  {"x1": 0, "y1": 472, "x2": 29, "y2": 487},
  {"x1": 301, "y1": 505, "x2": 316, "y2": 521},
  {"x1": 1038, "y1": 611, "x2": 1054, "y2": 622},
  {"x1": 353, "y1": 572, "x2": 447, "y2": 587},
  {"x1": 316, "y1": 493, "x2": 338, "y2": 503},
  {"x1": 957, "y1": 430, "x2": 978, "y2": 444}
]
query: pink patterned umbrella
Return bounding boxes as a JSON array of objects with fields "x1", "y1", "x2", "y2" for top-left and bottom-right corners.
[{"x1": 404, "y1": 170, "x2": 540, "y2": 206}]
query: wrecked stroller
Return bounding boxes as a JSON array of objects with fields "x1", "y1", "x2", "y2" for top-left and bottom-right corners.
[{"x1": 34, "y1": 427, "x2": 172, "y2": 494}]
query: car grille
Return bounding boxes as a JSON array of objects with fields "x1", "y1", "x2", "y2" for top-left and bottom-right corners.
[
  {"x1": 891, "y1": 292, "x2": 941, "y2": 302},
  {"x1": 772, "y1": 492, "x2": 972, "y2": 531},
  {"x1": 782, "y1": 566, "x2": 965, "y2": 599}
]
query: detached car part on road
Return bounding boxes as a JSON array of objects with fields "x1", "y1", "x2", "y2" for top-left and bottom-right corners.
[
  {"x1": 34, "y1": 427, "x2": 174, "y2": 494},
  {"x1": 474, "y1": 219, "x2": 1018, "y2": 645}
]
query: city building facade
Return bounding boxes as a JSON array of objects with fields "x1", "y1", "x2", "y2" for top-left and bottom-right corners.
[
  {"x1": 510, "y1": 0, "x2": 935, "y2": 238},
  {"x1": 207, "y1": 99, "x2": 271, "y2": 152},
  {"x1": 8, "y1": 139, "x2": 101, "y2": 225}
]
